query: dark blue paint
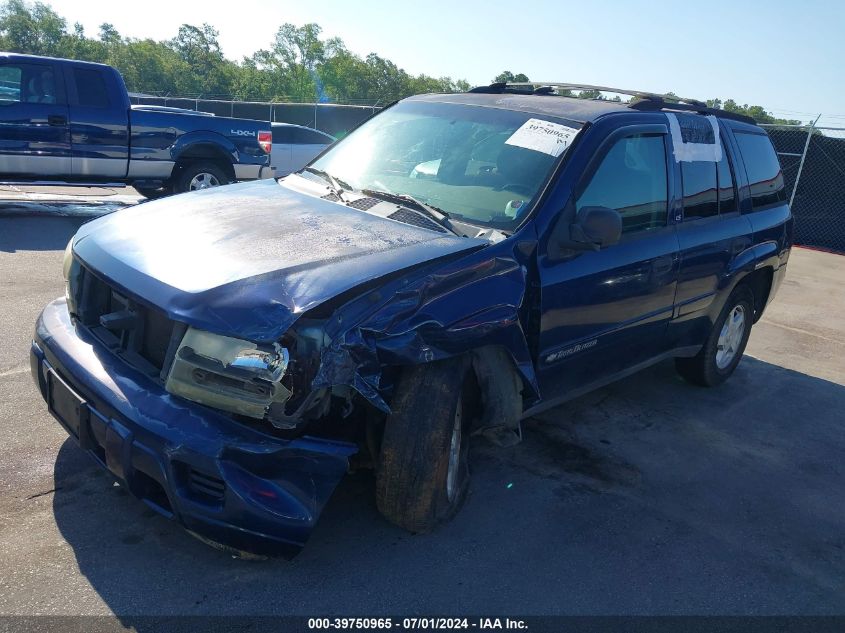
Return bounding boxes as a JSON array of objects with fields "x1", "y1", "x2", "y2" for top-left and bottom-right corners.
[
  {"x1": 31, "y1": 94, "x2": 793, "y2": 555},
  {"x1": 71, "y1": 179, "x2": 488, "y2": 342}
]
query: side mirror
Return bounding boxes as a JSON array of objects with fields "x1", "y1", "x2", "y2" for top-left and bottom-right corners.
[{"x1": 570, "y1": 205, "x2": 622, "y2": 250}]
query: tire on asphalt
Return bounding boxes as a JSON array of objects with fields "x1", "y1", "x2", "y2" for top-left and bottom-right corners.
[
  {"x1": 134, "y1": 184, "x2": 172, "y2": 200},
  {"x1": 376, "y1": 357, "x2": 473, "y2": 533},
  {"x1": 675, "y1": 284, "x2": 755, "y2": 387},
  {"x1": 173, "y1": 161, "x2": 230, "y2": 194}
]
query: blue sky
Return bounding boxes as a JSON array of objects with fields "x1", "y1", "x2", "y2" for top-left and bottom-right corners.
[{"x1": 50, "y1": 0, "x2": 845, "y2": 126}]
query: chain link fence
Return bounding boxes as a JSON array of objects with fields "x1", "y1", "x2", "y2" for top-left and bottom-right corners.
[
  {"x1": 761, "y1": 124, "x2": 845, "y2": 254},
  {"x1": 129, "y1": 95, "x2": 379, "y2": 138}
]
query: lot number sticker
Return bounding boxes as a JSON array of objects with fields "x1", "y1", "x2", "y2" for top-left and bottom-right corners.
[{"x1": 505, "y1": 118, "x2": 578, "y2": 157}]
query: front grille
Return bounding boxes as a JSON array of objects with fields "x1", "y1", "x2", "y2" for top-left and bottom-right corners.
[
  {"x1": 186, "y1": 466, "x2": 226, "y2": 502},
  {"x1": 388, "y1": 208, "x2": 448, "y2": 233},
  {"x1": 73, "y1": 265, "x2": 182, "y2": 379},
  {"x1": 140, "y1": 306, "x2": 174, "y2": 368}
]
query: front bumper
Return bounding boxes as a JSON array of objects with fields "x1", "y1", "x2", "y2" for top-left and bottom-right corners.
[{"x1": 31, "y1": 298, "x2": 356, "y2": 557}]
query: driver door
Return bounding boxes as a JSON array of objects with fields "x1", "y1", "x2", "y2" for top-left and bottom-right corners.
[{"x1": 535, "y1": 123, "x2": 680, "y2": 402}]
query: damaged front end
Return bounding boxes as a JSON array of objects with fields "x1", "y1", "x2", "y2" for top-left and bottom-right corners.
[
  {"x1": 31, "y1": 296, "x2": 357, "y2": 558},
  {"x1": 48, "y1": 180, "x2": 542, "y2": 555}
]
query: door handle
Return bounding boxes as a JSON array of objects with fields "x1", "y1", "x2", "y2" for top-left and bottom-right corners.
[{"x1": 47, "y1": 114, "x2": 67, "y2": 126}]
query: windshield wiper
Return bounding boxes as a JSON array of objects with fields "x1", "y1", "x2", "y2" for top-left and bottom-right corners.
[
  {"x1": 302, "y1": 166, "x2": 348, "y2": 202},
  {"x1": 362, "y1": 188, "x2": 459, "y2": 236}
]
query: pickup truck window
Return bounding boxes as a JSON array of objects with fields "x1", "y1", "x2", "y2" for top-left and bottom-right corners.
[
  {"x1": 735, "y1": 132, "x2": 786, "y2": 209},
  {"x1": 0, "y1": 63, "x2": 59, "y2": 104},
  {"x1": 576, "y1": 133, "x2": 668, "y2": 234},
  {"x1": 73, "y1": 67, "x2": 110, "y2": 108}
]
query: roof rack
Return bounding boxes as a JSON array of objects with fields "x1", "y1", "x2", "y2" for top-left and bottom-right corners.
[{"x1": 467, "y1": 82, "x2": 756, "y2": 125}]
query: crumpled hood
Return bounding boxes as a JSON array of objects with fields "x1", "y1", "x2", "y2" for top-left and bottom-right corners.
[{"x1": 73, "y1": 179, "x2": 485, "y2": 341}]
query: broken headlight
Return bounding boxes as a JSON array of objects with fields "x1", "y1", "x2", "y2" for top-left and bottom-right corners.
[{"x1": 165, "y1": 327, "x2": 292, "y2": 419}]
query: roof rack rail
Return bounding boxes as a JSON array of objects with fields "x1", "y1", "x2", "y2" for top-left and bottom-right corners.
[
  {"x1": 466, "y1": 81, "x2": 756, "y2": 125},
  {"x1": 628, "y1": 96, "x2": 756, "y2": 124}
]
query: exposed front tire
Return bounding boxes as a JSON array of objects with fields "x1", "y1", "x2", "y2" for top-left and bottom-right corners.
[
  {"x1": 376, "y1": 358, "x2": 472, "y2": 533},
  {"x1": 173, "y1": 161, "x2": 230, "y2": 194},
  {"x1": 675, "y1": 285, "x2": 755, "y2": 387}
]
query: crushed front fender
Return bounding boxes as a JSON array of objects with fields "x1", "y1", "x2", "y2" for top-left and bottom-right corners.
[{"x1": 312, "y1": 234, "x2": 540, "y2": 413}]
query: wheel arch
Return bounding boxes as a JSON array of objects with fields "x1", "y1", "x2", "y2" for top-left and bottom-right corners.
[
  {"x1": 737, "y1": 265, "x2": 774, "y2": 323},
  {"x1": 171, "y1": 133, "x2": 238, "y2": 181},
  {"x1": 716, "y1": 240, "x2": 780, "y2": 324}
]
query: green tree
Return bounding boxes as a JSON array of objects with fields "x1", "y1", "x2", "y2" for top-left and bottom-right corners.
[
  {"x1": 0, "y1": 0, "x2": 66, "y2": 55},
  {"x1": 267, "y1": 22, "x2": 325, "y2": 101},
  {"x1": 169, "y1": 23, "x2": 234, "y2": 96},
  {"x1": 706, "y1": 98, "x2": 802, "y2": 125},
  {"x1": 576, "y1": 89, "x2": 603, "y2": 100},
  {"x1": 493, "y1": 70, "x2": 529, "y2": 83},
  {"x1": 58, "y1": 22, "x2": 106, "y2": 61},
  {"x1": 0, "y1": 0, "x2": 805, "y2": 120}
]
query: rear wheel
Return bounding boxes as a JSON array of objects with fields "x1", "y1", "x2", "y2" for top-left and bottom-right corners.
[
  {"x1": 376, "y1": 358, "x2": 472, "y2": 533},
  {"x1": 675, "y1": 285, "x2": 755, "y2": 387},
  {"x1": 173, "y1": 161, "x2": 230, "y2": 194}
]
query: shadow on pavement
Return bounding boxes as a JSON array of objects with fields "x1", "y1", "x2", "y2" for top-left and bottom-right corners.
[
  {"x1": 0, "y1": 215, "x2": 91, "y2": 252},
  {"x1": 50, "y1": 356, "x2": 845, "y2": 617}
]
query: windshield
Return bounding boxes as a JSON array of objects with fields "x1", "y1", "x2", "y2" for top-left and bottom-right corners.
[{"x1": 309, "y1": 101, "x2": 580, "y2": 229}]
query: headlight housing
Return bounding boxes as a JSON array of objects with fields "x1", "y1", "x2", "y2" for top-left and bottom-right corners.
[{"x1": 164, "y1": 327, "x2": 292, "y2": 419}]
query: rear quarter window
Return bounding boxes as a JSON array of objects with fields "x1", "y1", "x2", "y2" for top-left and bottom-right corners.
[
  {"x1": 681, "y1": 161, "x2": 718, "y2": 219},
  {"x1": 73, "y1": 68, "x2": 110, "y2": 108},
  {"x1": 735, "y1": 132, "x2": 786, "y2": 209}
]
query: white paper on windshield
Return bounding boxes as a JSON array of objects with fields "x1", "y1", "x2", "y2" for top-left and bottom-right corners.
[{"x1": 505, "y1": 118, "x2": 578, "y2": 157}]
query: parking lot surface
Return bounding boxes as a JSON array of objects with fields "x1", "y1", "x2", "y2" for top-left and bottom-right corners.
[{"x1": 1, "y1": 191, "x2": 844, "y2": 618}]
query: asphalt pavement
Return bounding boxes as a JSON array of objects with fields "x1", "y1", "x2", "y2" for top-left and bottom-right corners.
[{"x1": 1, "y1": 191, "x2": 844, "y2": 620}]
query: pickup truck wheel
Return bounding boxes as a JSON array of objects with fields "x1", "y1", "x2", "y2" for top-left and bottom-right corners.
[
  {"x1": 676, "y1": 285, "x2": 754, "y2": 387},
  {"x1": 174, "y1": 162, "x2": 230, "y2": 194},
  {"x1": 134, "y1": 185, "x2": 172, "y2": 200},
  {"x1": 376, "y1": 358, "x2": 472, "y2": 533}
]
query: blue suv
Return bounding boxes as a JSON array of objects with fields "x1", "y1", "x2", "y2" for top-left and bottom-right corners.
[{"x1": 31, "y1": 82, "x2": 793, "y2": 556}]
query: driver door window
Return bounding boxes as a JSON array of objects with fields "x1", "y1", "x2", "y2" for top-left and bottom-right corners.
[{"x1": 576, "y1": 133, "x2": 668, "y2": 235}]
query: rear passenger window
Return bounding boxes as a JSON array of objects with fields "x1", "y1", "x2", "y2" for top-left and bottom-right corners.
[
  {"x1": 735, "y1": 132, "x2": 786, "y2": 209},
  {"x1": 74, "y1": 68, "x2": 110, "y2": 108},
  {"x1": 577, "y1": 133, "x2": 668, "y2": 234},
  {"x1": 717, "y1": 141, "x2": 737, "y2": 214},
  {"x1": 681, "y1": 161, "x2": 718, "y2": 219}
]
